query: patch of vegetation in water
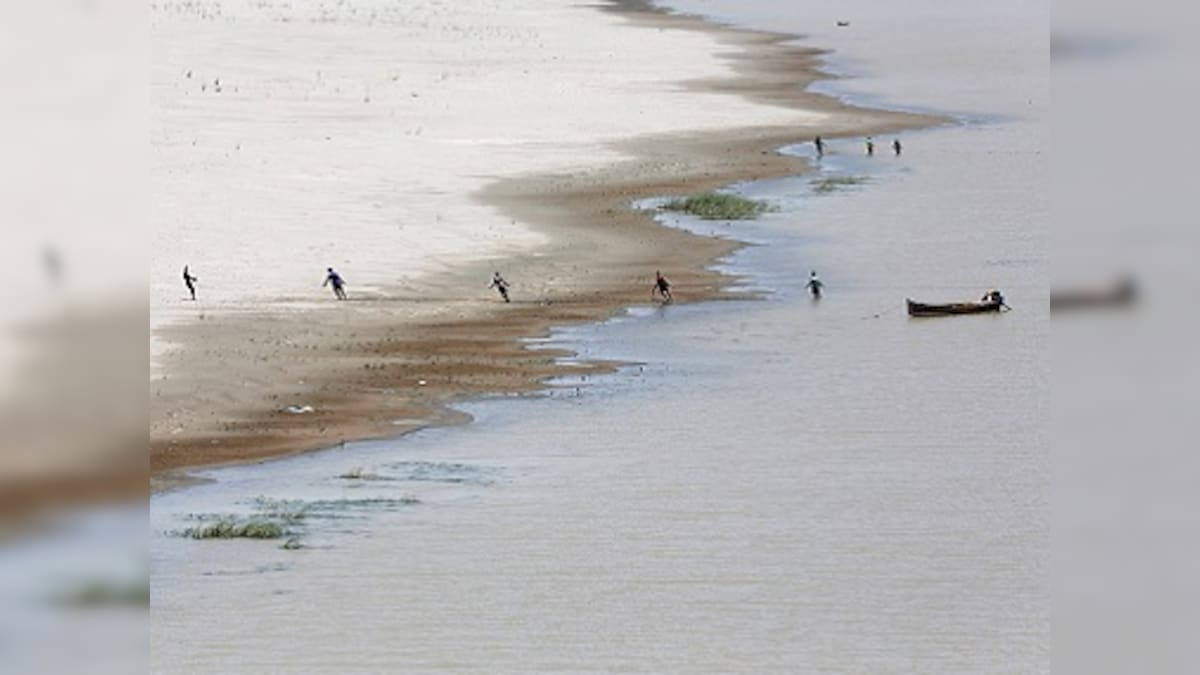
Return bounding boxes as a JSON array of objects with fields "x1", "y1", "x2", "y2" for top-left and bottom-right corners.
[
  {"x1": 386, "y1": 460, "x2": 497, "y2": 485},
  {"x1": 55, "y1": 578, "x2": 151, "y2": 608},
  {"x1": 311, "y1": 496, "x2": 421, "y2": 510},
  {"x1": 811, "y1": 175, "x2": 867, "y2": 194},
  {"x1": 172, "y1": 493, "x2": 420, "y2": 544},
  {"x1": 245, "y1": 499, "x2": 311, "y2": 524},
  {"x1": 337, "y1": 467, "x2": 393, "y2": 481},
  {"x1": 251, "y1": 495, "x2": 420, "y2": 516},
  {"x1": 180, "y1": 518, "x2": 287, "y2": 540},
  {"x1": 660, "y1": 192, "x2": 773, "y2": 220},
  {"x1": 174, "y1": 503, "x2": 303, "y2": 540}
]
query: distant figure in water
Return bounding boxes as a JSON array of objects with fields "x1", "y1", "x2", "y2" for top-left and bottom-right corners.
[
  {"x1": 865, "y1": 136, "x2": 875, "y2": 156},
  {"x1": 182, "y1": 265, "x2": 198, "y2": 300},
  {"x1": 653, "y1": 270, "x2": 673, "y2": 303},
  {"x1": 805, "y1": 270, "x2": 824, "y2": 298},
  {"x1": 489, "y1": 271, "x2": 511, "y2": 303},
  {"x1": 892, "y1": 138, "x2": 903, "y2": 156},
  {"x1": 813, "y1": 135, "x2": 825, "y2": 158},
  {"x1": 323, "y1": 267, "x2": 347, "y2": 300}
]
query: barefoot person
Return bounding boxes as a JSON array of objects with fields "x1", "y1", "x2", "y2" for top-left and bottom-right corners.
[
  {"x1": 813, "y1": 135, "x2": 825, "y2": 158},
  {"x1": 182, "y1": 265, "x2": 198, "y2": 301},
  {"x1": 865, "y1": 136, "x2": 875, "y2": 156},
  {"x1": 323, "y1": 267, "x2": 347, "y2": 300},
  {"x1": 652, "y1": 270, "x2": 673, "y2": 303},
  {"x1": 805, "y1": 270, "x2": 824, "y2": 298},
  {"x1": 489, "y1": 271, "x2": 511, "y2": 303},
  {"x1": 892, "y1": 138, "x2": 903, "y2": 156}
]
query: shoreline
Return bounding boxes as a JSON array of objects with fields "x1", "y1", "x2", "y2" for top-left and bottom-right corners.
[{"x1": 150, "y1": 1, "x2": 938, "y2": 492}]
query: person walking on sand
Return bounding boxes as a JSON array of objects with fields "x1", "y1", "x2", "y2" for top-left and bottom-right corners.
[
  {"x1": 865, "y1": 136, "x2": 875, "y2": 156},
  {"x1": 805, "y1": 270, "x2": 824, "y2": 299},
  {"x1": 892, "y1": 138, "x2": 902, "y2": 156},
  {"x1": 323, "y1": 267, "x2": 347, "y2": 300},
  {"x1": 182, "y1": 265, "x2": 198, "y2": 301},
  {"x1": 813, "y1": 135, "x2": 825, "y2": 158},
  {"x1": 652, "y1": 270, "x2": 673, "y2": 304},
  {"x1": 489, "y1": 271, "x2": 511, "y2": 303}
]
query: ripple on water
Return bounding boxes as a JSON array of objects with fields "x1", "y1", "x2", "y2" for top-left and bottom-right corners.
[
  {"x1": 331, "y1": 460, "x2": 499, "y2": 486},
  {"x1": 382, "y1": 460, "x2": 500, "y2": 485}
]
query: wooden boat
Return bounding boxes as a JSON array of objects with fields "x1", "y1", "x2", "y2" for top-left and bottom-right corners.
[{"x1": 906, "y1": 298, "x2": 1003, "y2": 317}]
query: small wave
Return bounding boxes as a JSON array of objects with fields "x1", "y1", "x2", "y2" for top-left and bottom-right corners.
[{"x1": 985, "y1": 258, "x2": 1041, "y2": 268}]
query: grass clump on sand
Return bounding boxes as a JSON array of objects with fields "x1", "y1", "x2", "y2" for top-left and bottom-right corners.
[
  {"x1": 811, "y1": 175, "x2": 867, "y2": 194},
  {"x1": 182, "y1": 518, "x2": 286, "y2": 540},
  {"x1": 661, "y1": 192, "x2": 773, "y2": 220}
]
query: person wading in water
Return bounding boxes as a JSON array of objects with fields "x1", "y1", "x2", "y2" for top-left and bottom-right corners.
[{"x1": 805, "y1": 270, "x2": 824, "y2": 299}]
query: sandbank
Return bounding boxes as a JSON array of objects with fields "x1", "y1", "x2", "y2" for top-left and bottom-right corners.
[{"x1": 150, "y1": 1, "x2": 935, "y2": 490}]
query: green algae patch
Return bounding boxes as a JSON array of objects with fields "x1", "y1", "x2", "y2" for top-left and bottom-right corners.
[
  {"x1": 661, "y1": 193, "x2": 773, "y2": 220},
  {"x1": 811, "y1": 175, "x2": 867, "y2": 194}
]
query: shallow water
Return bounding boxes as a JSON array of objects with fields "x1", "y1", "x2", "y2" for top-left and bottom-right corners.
[{"x1": 151, "y1": 1, "x2": 1046, "y2": 672}]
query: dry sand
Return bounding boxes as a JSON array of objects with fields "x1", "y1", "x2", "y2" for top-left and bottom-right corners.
[{"x1": 151, "y1": 1, "x2": 934, "y2": 490}]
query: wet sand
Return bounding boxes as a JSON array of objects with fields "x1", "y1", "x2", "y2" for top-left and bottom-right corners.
[{"x1": 151, "y1": 2, "x2": 933, "y2": 490}]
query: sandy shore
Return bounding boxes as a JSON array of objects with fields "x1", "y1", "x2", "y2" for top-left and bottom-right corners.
[{"x1": 151, "y1": 1, "x2": 933, "y2": 490}]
